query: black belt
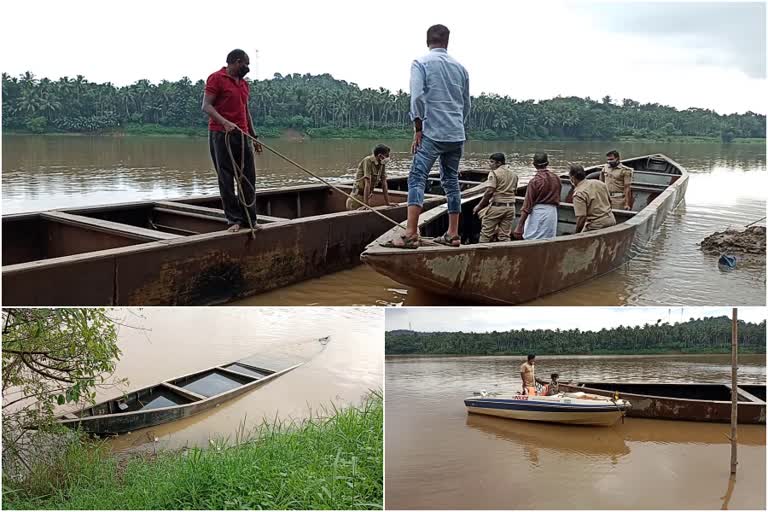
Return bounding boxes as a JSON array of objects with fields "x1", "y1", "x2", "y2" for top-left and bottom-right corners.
[{"x1": 491, "y1": 201, "x2": 515, "y2": 207}]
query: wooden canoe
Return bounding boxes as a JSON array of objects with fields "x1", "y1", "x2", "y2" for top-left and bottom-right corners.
[
  {"x1": 55, "y1": 341, "x2": 328, "y2": 435},
  {"x1": 560, "y1": 381, "x2": 766, "y2": 424},
  {"x1": 361, "y1": 154, "x2": 688, "y2": 305},
  {"x1": 2, "y1": 182, "x2": 445, "y2": 306}
]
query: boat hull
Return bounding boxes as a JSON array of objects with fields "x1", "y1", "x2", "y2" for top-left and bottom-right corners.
[
  {"x1": 466, "y1": 406, "x2": 623, "y2": 426},
  {"x1": 464, "y1": 396, "x2": 627, "y2": 426},
  {"x1": 560, "y1": 382, "x2": 766, "y2": 424},
  {"x1": 57, "y1": 355, "x2": 310, "y2": 435},
  {"x1": 361, "y1": 154, "x2": 688, "y2": 305},
  {"x1": 2, "y1": 184, "x2": 445, "y2": 306}
]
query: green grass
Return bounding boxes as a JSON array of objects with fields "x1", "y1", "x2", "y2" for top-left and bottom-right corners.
[{"x1": 3, "y1": 392, "x2": 383, "y2": 510}]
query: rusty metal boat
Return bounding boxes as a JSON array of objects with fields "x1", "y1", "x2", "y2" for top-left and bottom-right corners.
[
  {"x1": 55, "y1": 339, "x2": 328, "y2": 435},
  {"x1": 560, "y1": 381, "x2": 766, "y2": 424},
  {"x1": 3, "y1": 182, "x2": 444, "y2": 306},
  {"x1": 361, "y1": 154, "x2": 688, "y2": 305}
]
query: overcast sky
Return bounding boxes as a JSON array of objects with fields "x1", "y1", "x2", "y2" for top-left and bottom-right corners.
[
  {"x1": 2, "y1": 1, "x2": 765, "y2": 114},
  {"x1": 385, "y1": 307, "x2": 766, "y2": 332}
]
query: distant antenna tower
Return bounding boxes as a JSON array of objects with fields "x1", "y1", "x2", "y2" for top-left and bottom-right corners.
[
  {"x1": 409, "y1": 321, "x2": 413, "y2": 331},
  {"x1": 253, "y1": 49, "x2": 259, "y2": 80}
]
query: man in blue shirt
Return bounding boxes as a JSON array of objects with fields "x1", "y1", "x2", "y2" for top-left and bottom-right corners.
[{"x1": 390, "y1": 24, "x2": 471, "y2": 248}]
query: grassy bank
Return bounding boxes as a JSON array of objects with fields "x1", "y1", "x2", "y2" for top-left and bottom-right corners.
[
  {"x1": 3, "y1": 393, "x2": 383, "y2": 510},
  {"x1": 5, "y1": 126, "x2": 764, "y2": 144}
]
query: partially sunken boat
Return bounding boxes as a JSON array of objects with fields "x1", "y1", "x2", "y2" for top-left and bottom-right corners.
[
  {"x1": 361, "y1": 154, "x2": 688, "y2": 305},
  {"x1": 560, "y1": 382, "x2": 766, "y2": 424},
  {"x1": 55, "y1": 342, "x2": 328, "y2": 435},
  {"x1": 2, "y1": 182, "x2": 439, "y2": 306},
  {"x1": 464, "y1": 391, "x2": 632, "y2": 427}
]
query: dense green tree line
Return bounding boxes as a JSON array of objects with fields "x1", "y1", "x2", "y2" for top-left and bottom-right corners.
[
  {"x1": 2, "y1": 72, "x2": 765, "y2": 140},
  {"x1": 386, "y1": 316, "x2": 766, "y2": 355}
]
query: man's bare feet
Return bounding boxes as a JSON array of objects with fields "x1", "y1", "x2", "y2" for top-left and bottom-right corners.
[{"x1": 227, "y1": 224, "x2": 242, "y2": 233}]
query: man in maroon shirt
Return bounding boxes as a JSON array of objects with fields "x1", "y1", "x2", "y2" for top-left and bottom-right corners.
[
  {"x1": 512, "y1": 152, "x2": 561, "y2": 240},
  {"x1": 202, "y1": 49, "x2": 262, "y2": 232}
]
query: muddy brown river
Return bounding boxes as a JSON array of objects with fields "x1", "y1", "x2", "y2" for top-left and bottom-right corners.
[
  {"x1": 385, "y1": 354, "x2": 766, "y2": 509},
  {"x1": 2, "y1": 135, "x2": 765, "y2": 305},
  {"x1": 50, "y1": 308, "x2": 383, "y2": 453}
]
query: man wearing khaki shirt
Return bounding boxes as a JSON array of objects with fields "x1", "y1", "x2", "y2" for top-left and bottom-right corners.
[
  {"x1": 473, "y1": 153, "x2": 519, "y2": 242},
  {"x1": 600, "y1": 149, "x2": 634, "y2": 210},
  {"x1": 569, "y1": 164, "x2": 616, "y2": 233}
]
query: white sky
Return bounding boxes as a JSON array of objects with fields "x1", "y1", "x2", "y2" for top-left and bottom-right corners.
[
  {"x1": 385, "y1": 307, "x2": 767, "y2": 332},
  {"x1": 1, "y1": 0, "x2": 765, "y2": 114}
]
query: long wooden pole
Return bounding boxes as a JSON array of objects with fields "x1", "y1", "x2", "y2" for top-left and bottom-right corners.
[{"x1": 730, "y1": 307, "x2": 738, "y2": 475}]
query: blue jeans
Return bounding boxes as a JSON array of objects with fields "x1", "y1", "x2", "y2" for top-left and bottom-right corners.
[{"x1": 407, "y1": 135, "x2": 463, "y2": 214}]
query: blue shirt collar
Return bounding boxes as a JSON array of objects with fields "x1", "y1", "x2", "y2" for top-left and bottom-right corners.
[{"x1": 429, "y1": 47, "x2": 448, "y2": 53}]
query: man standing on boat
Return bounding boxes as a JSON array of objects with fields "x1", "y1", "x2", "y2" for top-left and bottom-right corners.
[
  {"x1": 520, "y1": 354, "x2": 549, "y2": 395},
  {"x1": 512, "y1": 153, "x2": 561, "y2": 240},
  {"x1": 569, "y1": 164, "x2": 616, "y2": 233},
  {"x1": 346, "y1": 145, "x2": 396, "y2": 210},
  {"x1": 600, "y1": 150, "x2": 633, "y2": 211},
  {"x1": 473, "y1": 153, "x2": 519, "y2": 242},
  {"x1": 202, "y1": 49, "x2": 262, "y2": 233},
  {"x1": 390, "y1": 24, "x2": 471, "y2": 248}
]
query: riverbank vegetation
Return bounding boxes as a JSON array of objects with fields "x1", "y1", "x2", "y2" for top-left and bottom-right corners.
[
  {"x1": 2, "y1": 393, "x2": 383, "y2": 510},
  {"x1": 2, "y1": 309, "x2": 123, "y2": 479},
  {"x1": 3, "y1": 72, "x2": 764, "y2": 142},
  {"x1": 385, "y1": 316, "x2": 766, "y2": 355}
]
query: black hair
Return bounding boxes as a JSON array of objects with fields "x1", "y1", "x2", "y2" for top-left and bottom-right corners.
[
  {"x1": 373, "y1": 144, "x2": 391, "y2": 157},
  {"x1": 606, "y1": 150, "x2": 620, "y2": 159},
  {"x1": 527, "y1": 354, "x2": 536, "y2": 361},
  {"x1": 551, "y1": 373, "x2": 559, "y2": 379},
  {"x1": 532, "y1": 152, "x2": 549, "y2": 169},
  {"x1": 227, "y1": 49, "x2": 248, "y2": 65},
  {"x1": 427, "y1": 24, "x2": 450, "y2": 46},
  {"x1": 568, "y1": 163, "x2": 586, "y2": 181},
  {"x1": 489, "y1": 152, "x2": 506, "y2": 164}
]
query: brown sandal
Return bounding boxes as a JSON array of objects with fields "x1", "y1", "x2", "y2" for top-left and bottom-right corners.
[
  {"x1": 380, "y1": 234, "x2": 420, "y2": 249},
  {"x1": 434, "y1": 232, "x2": 461, "y2": 247}
]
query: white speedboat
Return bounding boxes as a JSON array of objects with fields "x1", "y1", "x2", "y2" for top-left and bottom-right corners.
[{"x1": 464, "y1": 391, "x2": 632, "y2": 427}]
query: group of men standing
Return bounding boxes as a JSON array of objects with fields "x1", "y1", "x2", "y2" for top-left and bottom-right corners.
[{"x1": 202, "y1": 27, "x2": 635, "y2": 243}]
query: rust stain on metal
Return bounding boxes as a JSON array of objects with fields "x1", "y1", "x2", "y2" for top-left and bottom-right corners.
[
  {"x1": 424, "y1": 253, "x2": 470, "y2": 286},
  {"x1": 558, "y1": 239, "x2": 600, "y2": 277}
]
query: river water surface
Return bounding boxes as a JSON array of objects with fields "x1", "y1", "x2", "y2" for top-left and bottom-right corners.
[
  {"x1": 385, "y1": 354, "x2": 766, "y2": 509},
  {"x1": 2, "y1": 135, "x2": 765, "y2": 306},
  {"x1": 50, "y1": 308, "x2": 383, "y2": 453}
]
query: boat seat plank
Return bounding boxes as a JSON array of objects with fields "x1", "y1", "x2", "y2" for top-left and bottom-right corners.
[
  {"x1": 42, "y1": 211, "x2": 179, "y2": 241},
  {"x1": 735, "y1": 387, "x2": 765, "y2": 404},
  {"x1": 153, "y1": 201, "x2": 227, "y2": 219},
  {"x1": 154, "y1": 201, "x2": 290, "y2": 224},
  {"x1": 215, "y1": 366, "x2": 260, "y2": 381},
  {"x1": 161, "y1": 382, "x2": 207, "y2": 402}
]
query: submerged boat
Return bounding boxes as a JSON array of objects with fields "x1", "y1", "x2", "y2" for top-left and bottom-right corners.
[
  {"x1": 2, "y1": 182, "x2": 443, "y2": 306},
  {"x1": 464, "y1": 391, "x2": 632, "y2": 427},
  {"x1": 560, "y1": 382, "x2": 766, "y2": 424},
  {"x1": 361, "y1": 154, "x2": 688, "y2": 305},
  {"x1": 55, "y1": 342, "x2": 328, "y2": 435}
]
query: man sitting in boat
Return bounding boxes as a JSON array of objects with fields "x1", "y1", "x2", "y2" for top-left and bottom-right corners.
[
  {"x1": 541, "y1": 373, "x2": 560, "y2": 396},
  {"x1": 569, "y1": 164, "x2": 616, "y2": 233},
  {"x1": 512, "y1": 153, "x2": 561, "y2": 241},
  {"x1": 472, "y1": 153, "x2": 519, "y2": 242},
  {"x1": 346, "y1": 144, "x2": 396, "y2": 210},
  {"x1": 600, "y1": 150, "x2": 634, "y2": 211},
  {"x1": 520, "y1": 354, "x2": 549, "y2": 395}
]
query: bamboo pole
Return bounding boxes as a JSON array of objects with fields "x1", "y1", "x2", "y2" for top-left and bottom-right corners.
[{"x1": 730, "y1": 307, "x2": 738, "y2": 475}]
